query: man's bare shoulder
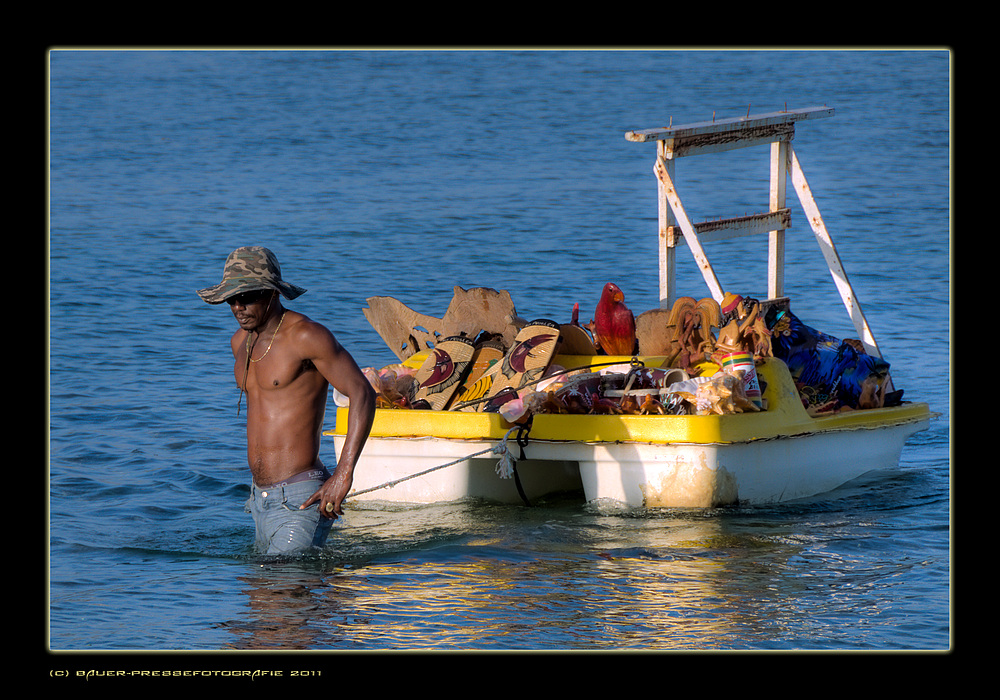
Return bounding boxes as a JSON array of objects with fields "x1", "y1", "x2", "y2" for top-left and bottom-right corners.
[
  {"x1": 283, "y1": 310, "x2": 327, "y2": 333},
  {"x1": 230, "y1": 328, "x2": 247, "y2": 354},
  {"x1": 283, "y1": 311, "x2": 341, "y2": 350}
]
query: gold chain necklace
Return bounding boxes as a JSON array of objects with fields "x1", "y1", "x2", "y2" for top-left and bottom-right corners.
[
  {"x1": 237, "y1": 306, "x2": 283, "y2": 416},
  {"x1": 246, "y1": 310, "x2": 286, "y2": 363}
]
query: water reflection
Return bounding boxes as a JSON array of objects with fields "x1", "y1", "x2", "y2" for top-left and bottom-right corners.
[
  {"x1": 223, "y1": 564, "x2": 346, "y2": 650},
  {"x1": 219, "y1": 501, "x2": 819, "y2": 650}
]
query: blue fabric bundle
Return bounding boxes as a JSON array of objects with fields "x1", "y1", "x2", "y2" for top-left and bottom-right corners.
[{"x1": 767, "y1": 309, "x2": 891, "y2": 410}]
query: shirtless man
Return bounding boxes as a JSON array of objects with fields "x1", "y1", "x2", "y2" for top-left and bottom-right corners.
[{"x1": 198, "y1": 246, "x2": 375, "y2": 554}]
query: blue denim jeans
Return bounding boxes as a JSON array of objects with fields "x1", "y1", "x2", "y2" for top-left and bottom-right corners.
[{"x1": 244, "y1": 472, "x2": 333, "y2": 554}]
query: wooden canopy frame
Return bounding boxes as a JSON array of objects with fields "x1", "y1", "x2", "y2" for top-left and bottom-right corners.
[{"x1": 625, "y1": 106, "x2": 883, "y2": 358}]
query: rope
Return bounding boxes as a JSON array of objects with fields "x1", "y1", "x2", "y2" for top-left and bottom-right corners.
[
  {"x1": 344, "y1": 426, "x2": 523, "y2": 500},
  {"x1": 510, "y1": 424, "x2": 532, "y2": 506}
]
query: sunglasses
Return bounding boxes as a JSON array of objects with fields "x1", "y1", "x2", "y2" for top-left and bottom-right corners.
[{"x1": 226, "y1": 289, "x2": 274, "y2": 306}]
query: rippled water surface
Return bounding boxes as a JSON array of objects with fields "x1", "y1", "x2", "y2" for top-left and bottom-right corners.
[{"x1": 48, "y1": 49, "x2": 950, "y2": 656}]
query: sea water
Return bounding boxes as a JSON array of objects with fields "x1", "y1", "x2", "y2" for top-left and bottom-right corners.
[{"x1": 47, "y1": 49, "x2": 950, "y2": 655}]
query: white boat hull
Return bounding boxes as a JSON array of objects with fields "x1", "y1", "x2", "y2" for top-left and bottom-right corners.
[
  {"x1": 561, "y1": 419, "x2": 924, "y2": 507},
  {"x1": 332, "y1": 414, "x2": 926, "y2": 508},
  {"x1": 330, "y1": 434, "x2": 584, "y2": 505}
]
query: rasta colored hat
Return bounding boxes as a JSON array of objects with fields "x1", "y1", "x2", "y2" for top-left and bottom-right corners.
[
  {"x1": 197, "y1": 246, "x2": 307, "y2": 304},
  {"x1": 721, "y1": 292, "x2": 743, "y2": 315}
]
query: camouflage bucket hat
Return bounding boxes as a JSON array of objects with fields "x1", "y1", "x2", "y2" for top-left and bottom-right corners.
[{"x1": 197, "y1": 246, "x2": 307, "y2": 304}]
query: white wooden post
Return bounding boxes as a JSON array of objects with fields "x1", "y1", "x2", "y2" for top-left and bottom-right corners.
[
  {"x1": 768, "y1": 140, "x2": 788, "y2": 299},
  {"x1": 787, "y1": 144, "x2": 882, "y2": 357},
  {"x1": 657, "y1": 140, "x2": 677, "y2": 309}
]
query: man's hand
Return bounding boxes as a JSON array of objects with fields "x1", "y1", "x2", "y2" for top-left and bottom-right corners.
[{"x1": 302, "y1": 470, "x2": 353, "y2": 519}]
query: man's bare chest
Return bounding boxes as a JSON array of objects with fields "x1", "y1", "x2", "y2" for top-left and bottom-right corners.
[{"x1": 235, "y1": 351, "x2": 317, "y2": 392}]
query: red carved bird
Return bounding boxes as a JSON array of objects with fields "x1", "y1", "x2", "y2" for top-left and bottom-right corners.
[{"x1": 592, "y1": 282, "x2": 636, "y2": 356}]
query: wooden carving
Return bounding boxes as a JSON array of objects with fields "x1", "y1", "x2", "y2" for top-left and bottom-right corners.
[{"x1": 363, "y1": 286, "x2": 525, "y2": 360}]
